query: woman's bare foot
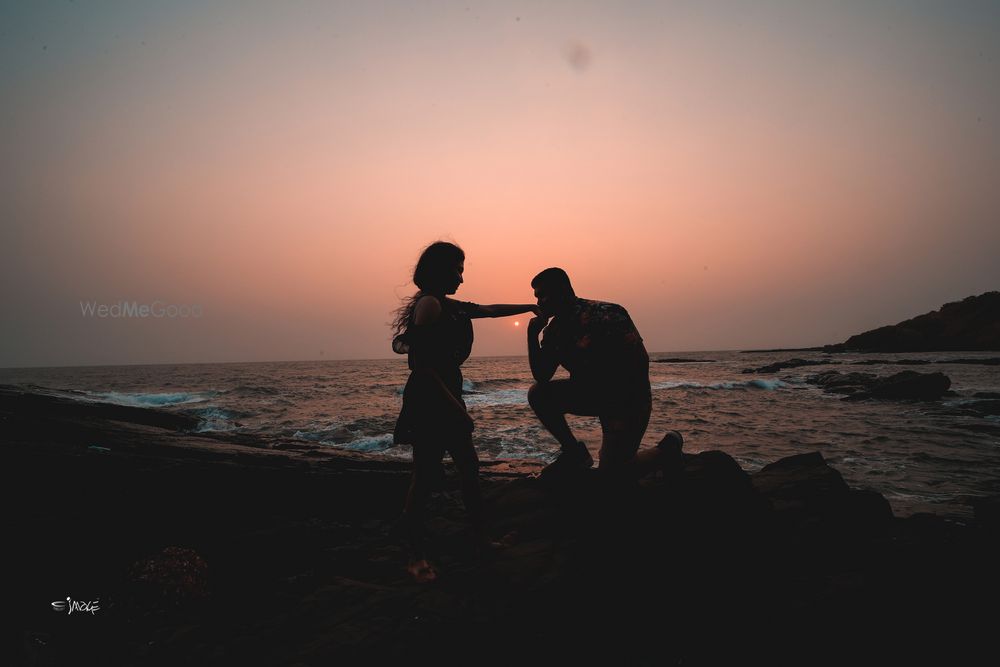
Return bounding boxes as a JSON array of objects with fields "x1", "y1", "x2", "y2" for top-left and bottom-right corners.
[
  {"x1": 406, "y1": 558, "x2": 438, "y2": 583},
  {"x1": 496, "y1": 530, "x2": 519, "y2": 548}
]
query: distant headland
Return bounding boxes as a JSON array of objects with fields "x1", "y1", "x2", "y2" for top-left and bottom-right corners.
[{"x1": 743, "y1": 291, "x2": 1000, "y2": 353}]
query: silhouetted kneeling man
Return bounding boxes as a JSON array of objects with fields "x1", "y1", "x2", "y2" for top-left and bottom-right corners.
[{"x1": 526, "y1": 268, "x2": 682, "y2": 485}]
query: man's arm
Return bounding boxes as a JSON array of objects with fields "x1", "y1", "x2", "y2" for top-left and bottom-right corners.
[{"x1": 527, "y1": 316, "x2": 559, "y2": 383}]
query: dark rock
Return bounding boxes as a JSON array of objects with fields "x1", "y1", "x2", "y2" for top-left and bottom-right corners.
[
  {"x1": 753, "y1": 452, "x2": 849, "y2": 503},
  {"x1": 0, "y1": 383, "x2": 201, "y2": 431},
  {"x1": 824, "y1": 291, "x2": 1000, "y2": 352},
  {"x1": 6, "y1": 385, "x2": 991, "y2": 665},
  {"x1": 894, "y1": 512, "x2": 964, "y2": 545},
  {"x1": 127, "y1": 546, "x2": 210, "y2": 615},
  {"x1": 807, "y1": 370, "x2": 951, "y2": 400},
  {"x1": 864, "y1": 370, "x2": 951, "y2": 400},
  {"x1": 677, "y1": 450, "x2": 759, "y2": 516},
  {"x1": 839, "y1": 357, "x2": 997, "y2": 366},
  {"x1": 485, "y1": 478, "x2": 561, "y2": 537},
  {"x1": 831, "y1": 489, "x2": 894, "y2": 537},
  {"x1": 806, "y1": 370, "x2": 879, "y2": 395},
  {"x1": 742, "y1": 357, "x2": 838, "y2": 374},
  {"x1": 751, "y1": 452, "x2": 891, "y2": 538},
  {"x1": 973, "y1": 497, "x2": 1000, "y2": 539},
  {"x1": 851, "y1": 358, "x2": 932, "y2": 365}
]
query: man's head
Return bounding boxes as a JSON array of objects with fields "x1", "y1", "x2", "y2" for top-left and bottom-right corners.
[{"x1": 531, "y1": 267, "x2": 576, "y2": 317}]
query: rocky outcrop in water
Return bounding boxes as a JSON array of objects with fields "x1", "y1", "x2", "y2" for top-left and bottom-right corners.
[
  {"x1": 743, "y1": 356, "x2": 999, "y2": 374},
  {"x1": 806, "y1": 369, "x2": 952, "y2": 400},
  {"x1": 742, "y1": 358, "x2": 836, "y2": 374}
]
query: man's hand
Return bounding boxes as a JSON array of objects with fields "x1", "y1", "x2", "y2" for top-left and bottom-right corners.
[
  {"x1": 527, "y1": 315, "x2": 558, "y2": 382},
  {"x1": 527, "y1": 315, "x2": 549, "y2": 338}
]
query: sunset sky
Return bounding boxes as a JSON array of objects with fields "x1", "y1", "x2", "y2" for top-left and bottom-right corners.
[{"x1": 1, "y1": 1, "x2": 998, "y2": 368}]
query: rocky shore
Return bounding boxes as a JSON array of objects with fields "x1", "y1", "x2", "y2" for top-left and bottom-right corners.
[{"x1": 6, "y1": 385, "x2": 997, "y2": 666}]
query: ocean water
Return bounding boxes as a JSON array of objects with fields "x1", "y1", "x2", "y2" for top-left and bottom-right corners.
[{"x1": 2, "y1": 351, "x2": 999, "y2": 518}]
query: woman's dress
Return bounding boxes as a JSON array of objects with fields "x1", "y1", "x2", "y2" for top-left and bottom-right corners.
[{"x1": 393, "y1": 296, "x2": 480, "y2": 445}]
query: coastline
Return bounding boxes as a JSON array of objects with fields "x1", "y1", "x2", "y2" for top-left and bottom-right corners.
[{"x1": 7, "y1": 385, "x2": 997, "y2": 665}]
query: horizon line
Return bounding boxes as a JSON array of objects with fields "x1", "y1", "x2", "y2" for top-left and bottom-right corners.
[{"x1": 0, "y1": 347, "x2": 796, "y2": 372}]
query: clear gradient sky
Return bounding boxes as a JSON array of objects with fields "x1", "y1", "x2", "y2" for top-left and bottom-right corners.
[{"x1": 1, "y1": 1, "x2": 998, "y2": 368}]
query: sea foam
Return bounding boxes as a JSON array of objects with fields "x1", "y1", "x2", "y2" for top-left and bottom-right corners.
[
  {"x1": 651, "y1": 379, "x2": 786, "y2": 391},
  {"x1": 82, "y1": 390, "x2": 217, "y2": 407}
]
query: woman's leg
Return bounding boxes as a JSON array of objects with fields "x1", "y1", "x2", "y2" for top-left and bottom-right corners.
[
  {"x1": 447, "y1": 431, "x2": 483, "y2": 522},
  {"x1": 402, "y1": 438, "x2": 446, "y2": 528},
  {"x1": 399, "y1": 439, "x2": 447, "y2": 582}
]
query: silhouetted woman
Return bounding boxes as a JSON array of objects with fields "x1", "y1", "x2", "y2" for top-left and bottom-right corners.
[{"x1": 391, "y1": 241, "x2": 537, "y2": 579}]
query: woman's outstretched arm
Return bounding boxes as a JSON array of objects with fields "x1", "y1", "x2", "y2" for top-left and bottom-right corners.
[{"x1": 470, "y1": 304, "x2": 540, "y2": 319}]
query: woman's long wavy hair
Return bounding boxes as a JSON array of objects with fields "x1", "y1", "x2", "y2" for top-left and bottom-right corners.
[{"x1": 391, "y1": 241, "x2": 465, "y2": 337}]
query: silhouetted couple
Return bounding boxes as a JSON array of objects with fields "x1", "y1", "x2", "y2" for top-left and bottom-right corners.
[{"x1": 391, "y1": 242, "x2": 682, "y2": 579}]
